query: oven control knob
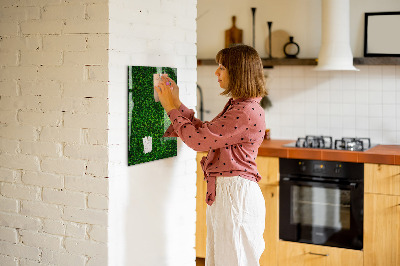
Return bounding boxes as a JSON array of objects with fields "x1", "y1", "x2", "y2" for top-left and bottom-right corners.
[
  {"x1": 334, "y1": 164, "x2": 342, "y2": 174},
  {"x1": 298, "y1": 161, "x2": 306, "y2": 171}
]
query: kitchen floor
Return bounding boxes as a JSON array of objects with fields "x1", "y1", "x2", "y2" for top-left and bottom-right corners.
[{"x1": 196, "y1": 257, "x2": 205, "y2": 266}]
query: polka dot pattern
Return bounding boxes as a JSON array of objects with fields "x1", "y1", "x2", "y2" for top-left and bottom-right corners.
[{"x1": 163, "y1": 97, "x2": 266, "y2": 206}]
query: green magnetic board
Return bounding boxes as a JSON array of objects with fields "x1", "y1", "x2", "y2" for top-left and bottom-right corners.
[{"x1": 128, "y1": 66, "x2": 177, "y2": 166}]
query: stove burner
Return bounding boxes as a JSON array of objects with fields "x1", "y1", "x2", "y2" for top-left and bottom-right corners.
[
  {"x1": 334, "y1": 137, "x2": 371, "y2": 151},
  {"x1": 290, "y1": 136, "x2": 372, "y2": 151},
  {"x1": 295, "y1": 135, "x2": 333, "y2": 149}
]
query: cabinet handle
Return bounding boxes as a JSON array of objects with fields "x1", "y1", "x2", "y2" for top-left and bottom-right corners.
[{"x1": 309, "y1": 252, "x2": 329, "y2": 257}]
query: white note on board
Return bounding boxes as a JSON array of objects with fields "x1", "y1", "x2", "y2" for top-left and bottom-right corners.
[{"x1": 143, "y1": 136, "x2": 152, "y2": 154}]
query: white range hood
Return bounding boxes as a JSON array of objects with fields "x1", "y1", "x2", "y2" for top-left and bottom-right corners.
[{"x1": 314, "y1": 0, "x2": 359, "y2": 71}]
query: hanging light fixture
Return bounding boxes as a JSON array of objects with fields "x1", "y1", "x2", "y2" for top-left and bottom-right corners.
[{"x1": 314, "y1": 0, "x2": 359, "y2": 71}]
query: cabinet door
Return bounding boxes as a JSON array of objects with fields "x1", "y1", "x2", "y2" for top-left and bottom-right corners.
[
  {"x1": 196, "y1": 152, "x2": 208, "y2": 258},
  {"x1": 259, "y1": 185, "x2": 279, "y2": 266},
  {"x1": 256, "y1": 156, "x2": 279, "y2": 186},
  {"x1": 365, "y1": 163, "x2": 400, "y2": 196},
  {"x1": 364, "y1": 193, "x2": 400, "y2": 266},
  {"x1": 278, "y1": 241, "x2": 363, "y2": 266}
]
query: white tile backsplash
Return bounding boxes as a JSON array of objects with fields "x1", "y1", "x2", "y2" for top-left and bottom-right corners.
[
  {"x1": 383, "y1": 91, "x2": 396, "y2": 104},
  {"x1": 317, "y1": 88, "x2": 330, "y2": 103},
  {"x1": 355, "y1": 90, "x2": 369, "y2": 104},
  {"x1": 330, "y1": 116, "x2": 343, "y2": 128},
  {"x1": 342, "y1": 103, "x2": 355, "y2": 116},
  {"x1": 330, "y1": 89, "x2": 343, "y2": 103},
  {"x1": 355, "y1": 104, "x2": 369, "y2": 117},
  {"x1": 330, "y1": 103, "x2": 342, "y2": 116},
  {"x1": 383, "y1": 117, "x2": 397, "y2": 131},
  {"x1": 369, "y1": 91, "x2": 383, "y2": 104},
  {"x1": 383, "y1": 104, "x2": 396, "y2": 118},
  {"x1": 197, "y1": 65, "x2": 400, "y2": 144},
  {"x1": 342, "y1": 90, "x2": 355, "y2": 104},
  {"x1": 383, "y1": 77, "x2": 396, "y2": 91},
  {"x1": 356, "y1": 117, "x2": 369, "y2": 130},
  {"x1": 369, "y1": 77, "x2": 383, "y2": 91},
  {"x1": 369, "y1": 104, "x2": 383, "y2": 118}
]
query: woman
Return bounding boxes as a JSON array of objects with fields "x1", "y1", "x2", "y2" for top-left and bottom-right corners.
[{"x1": 156, "y1": 44, "x2": 268, "y2": 266}]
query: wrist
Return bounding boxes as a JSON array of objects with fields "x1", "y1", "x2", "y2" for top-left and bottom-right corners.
[
  {"x1": 174, "y1": 100, "x2": 182, "y2": 109},
  {"x1": 166, "y1": 106, "x2": 177, "y2": 113}
]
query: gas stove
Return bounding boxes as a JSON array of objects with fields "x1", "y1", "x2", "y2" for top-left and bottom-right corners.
[{"x1": 283, "y1": 135, "x2": 375, "y2": 151}]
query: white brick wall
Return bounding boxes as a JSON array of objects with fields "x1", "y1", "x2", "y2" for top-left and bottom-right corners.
[
  {"x1": 108, "y1": 0, "x2": 197, "y2": 265},
  {"x1": 0, "y1": 1, "x2": 109, "y2": 265}
]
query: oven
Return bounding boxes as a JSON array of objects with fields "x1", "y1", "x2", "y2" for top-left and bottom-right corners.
[{"x1": 279, "y1": 158, "x2": 364, "y2": 250}]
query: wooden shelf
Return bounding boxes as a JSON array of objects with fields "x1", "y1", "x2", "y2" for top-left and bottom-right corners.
[
  {"x1": 197, "y1": 58, "x2": 317, "y2": 67},
  {"x1": 197, "y1": 57, "x2": 400, "y2": 68},
  {"x1": 353, "y1": 57, "x2": 400, "y2": 65},
  {"x1": 262, "y1": 58, "x2": 317, "y2": 67}
]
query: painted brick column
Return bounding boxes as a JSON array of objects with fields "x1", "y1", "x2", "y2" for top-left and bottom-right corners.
[{"x1": 0, "y1": 1, "x2": 109, "y2": 265}]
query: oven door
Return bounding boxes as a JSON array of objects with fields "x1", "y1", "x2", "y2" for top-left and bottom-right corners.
[{"x1": 279, "y1": 177, "x2": 363, "y2": 250}]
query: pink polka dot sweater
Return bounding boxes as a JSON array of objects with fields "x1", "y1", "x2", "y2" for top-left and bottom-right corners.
[{"x1": 163, "y1": 97, "x2": 266, "y2": 206}]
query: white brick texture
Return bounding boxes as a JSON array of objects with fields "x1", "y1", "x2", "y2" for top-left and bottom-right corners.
[
  {"x1": 0, "y1": 226, "x2": 18, "y2": 243},
  {"x1": 0, "y1": 0, "x2": 109, "y2": 264},
  {"x1": 1, "y1": 0, "x2": 198, "y2": 265},
  {"x1": 41, "y1": 248, "x2": 86, "y2": 266},
  {"x1": 19, "y1": 230, "x2": 63, "y2": 251}
]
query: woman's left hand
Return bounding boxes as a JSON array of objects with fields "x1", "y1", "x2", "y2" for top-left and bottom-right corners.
[{"x1": 155, "y1": 78, "x2": 177, "y2": 113}]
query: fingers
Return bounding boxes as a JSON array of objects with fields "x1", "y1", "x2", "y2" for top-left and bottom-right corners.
[
  {"x1": 155, "y1": 83, "x2": 171, "y2": 96},
  {"x1": 154, "y1": 86, "x2": 161, "y2": 96},
  {"x1": 161, "y1": 76, "x2": 175, "y2": 87},
  {"x1": 158, "y1": 79, "x2": 173, "y2": 93},
  {"x1": 164, "y1": 76, "x2": 173, "y2": 83},
  {"x1": 159, "y1": 77, "x2": 168, "y2": 87},
  {"x1": 166, "y1": 77, "x2": 177, "y2": 87}
]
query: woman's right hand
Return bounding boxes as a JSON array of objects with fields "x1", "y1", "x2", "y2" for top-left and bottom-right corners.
[{"x1": 163, "y1": 76, "x2": 181, "y2": 108}]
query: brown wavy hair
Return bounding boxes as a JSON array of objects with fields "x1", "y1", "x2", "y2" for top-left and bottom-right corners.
[{"x1": 215, "y1": 45, "x2": 268, "y2": 99}]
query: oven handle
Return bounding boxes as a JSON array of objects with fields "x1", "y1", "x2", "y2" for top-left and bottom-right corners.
[{"x1": 281, "y1": 177, "x2": 358, "y2": 188}]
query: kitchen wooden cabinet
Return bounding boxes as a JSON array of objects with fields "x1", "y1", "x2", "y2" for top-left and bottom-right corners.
[
  {"x1": 364, "y1": 163, "x2": 400, "y2": 196},
  {"x1": 364, "y1": 163, "x2": 400, "y2": 266},
  {"x1": 196, "y1": 156, "x2": 400, "y2": 265},
  {"x1": 256, "y1": 156, "x2": 279, "y2": 186},
  {"x1": 259, "y1": 184, "x2": 279, "y2": 266},
  {"x1": 278, "y1": 241, "x2": 363, "y2": 266},
  {"x1": 256, "y1": 156, "x2": 280, "y2": 266},
  {"x1": 196, "y1": 151, "x2": 208, "y2": 258}
]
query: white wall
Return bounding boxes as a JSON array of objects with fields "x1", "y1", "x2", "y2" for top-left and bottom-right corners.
[
  {"x1": 108, "y1": 0, "x2": 198, "y2": 265},
  {"x1": 0, "y1": 1, "x2": 109, "y2": 265},
  {"x1": 197, "y1": 0, "x2": 400, "y2": 145},
  {"x1": 198, "y1": 0, "x2": 400, "y2": 58}
]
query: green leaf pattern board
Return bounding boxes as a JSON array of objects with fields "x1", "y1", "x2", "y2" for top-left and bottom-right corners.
[{"x1": 128, "y1": 66, "x2": 178, "y2": 166}]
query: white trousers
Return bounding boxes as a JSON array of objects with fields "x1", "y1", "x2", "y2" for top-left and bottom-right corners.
[{"x1": 205, "y1": 176, "x2": 266, "y2": 266}]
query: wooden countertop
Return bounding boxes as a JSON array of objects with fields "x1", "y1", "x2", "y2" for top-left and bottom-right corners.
[{"x1": 257, "y1": 139, "x2": 400, "y2": 165}]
